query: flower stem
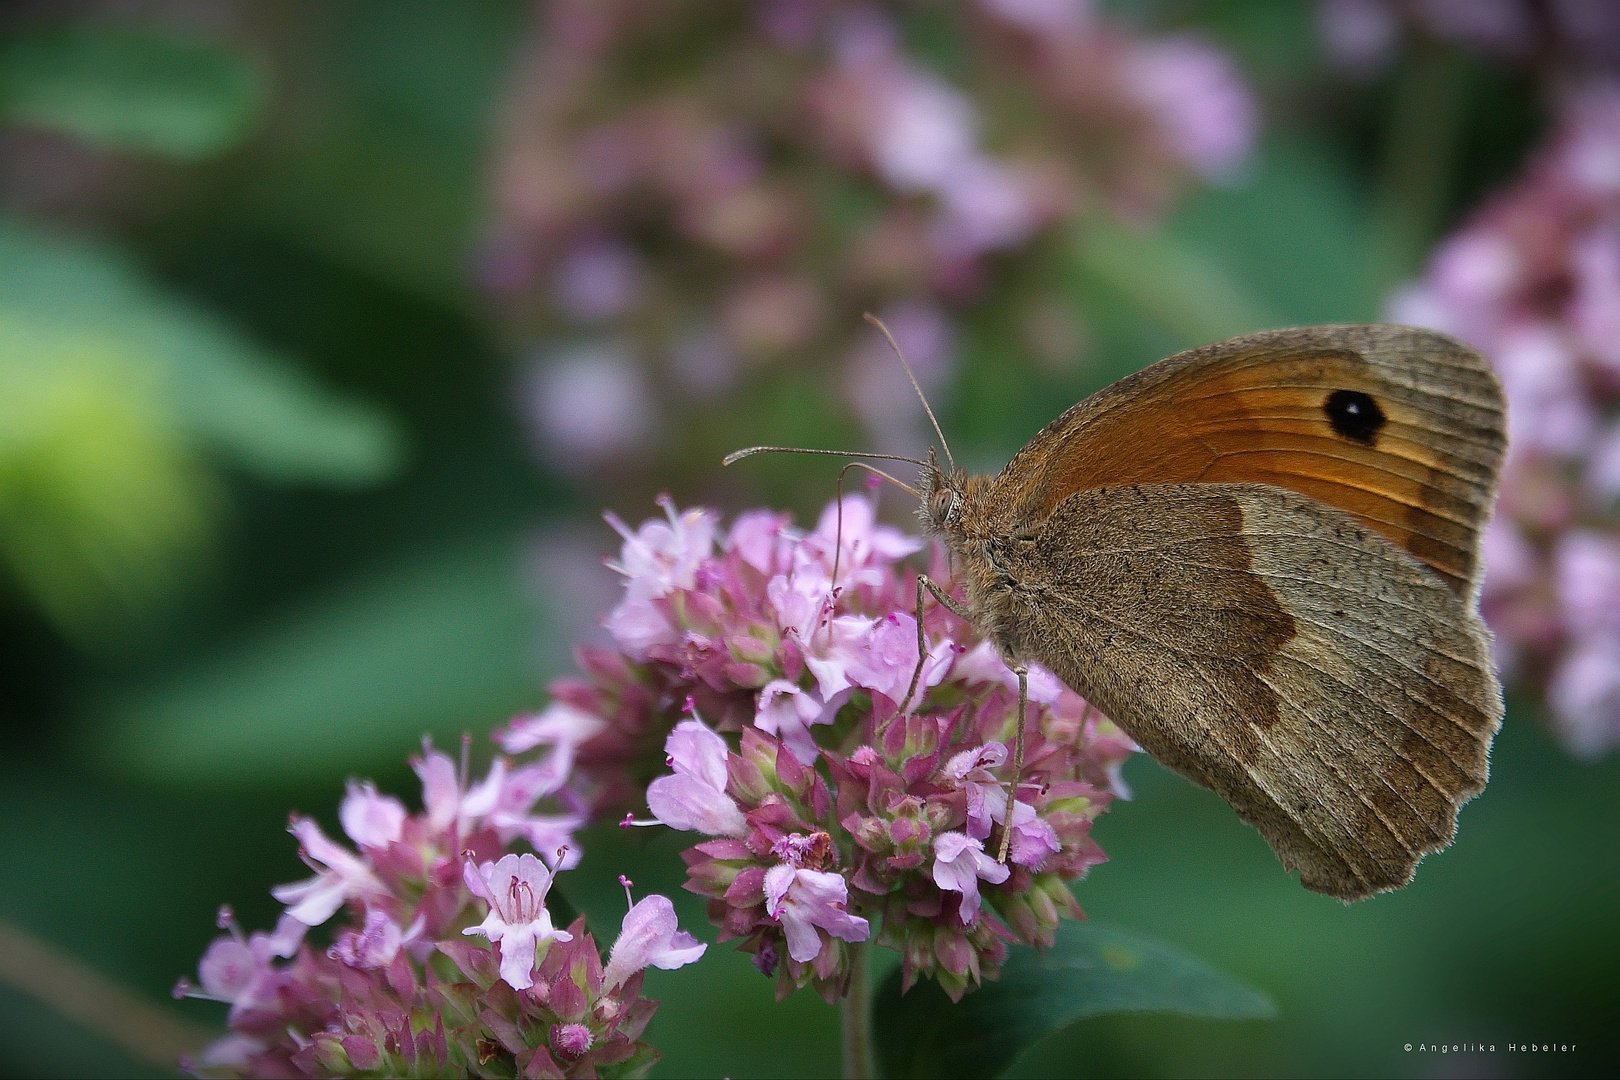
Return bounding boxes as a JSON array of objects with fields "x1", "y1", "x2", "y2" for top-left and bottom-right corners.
[{"x1": 841, "y1": 939, "x2": 877, "y2": 1079}]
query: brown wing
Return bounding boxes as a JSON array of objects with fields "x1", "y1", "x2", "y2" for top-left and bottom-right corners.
[
  {"x1": 1002, "y1": 482, "x2": 1502, "y2": 901},
  {"x1": 984, "y1": 325, "x2": 1506, "y2": 600}
]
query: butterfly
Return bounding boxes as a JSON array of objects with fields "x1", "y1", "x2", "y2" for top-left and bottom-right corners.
[{"x1": 733, "y1": 323, "x2": 1506, "y2": 902}]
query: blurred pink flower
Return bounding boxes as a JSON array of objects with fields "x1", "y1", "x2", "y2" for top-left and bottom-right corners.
[
  {"x1": 1548, "y1": 641, "x2": 1620, "y2": 758},
  {"x1": 551, "y1": 236, "x2": 644, "y2": 323},
  {"x1": 488, "y1": 1, "x2": 1257, "y2": 477},
  {"x1": 1124, "y1": 36, "x2": 1258, "y2": 182},
  {"x1": 980, "y1": 0, "x2": 1093, "y2": 35},
  {"x1": 526, "y1": 344, "x2": 654, "y2": 469},
  {"x1": 1317, "y1": 0, "x2": 1620, "y2": 70},
  {"x1": 271, "y1": 816, "x2": 388, "y2": 927},
  {"x1": 1316, "y1": 0, "x2": 1401, "y2": 74},
  {"x1": 328, "y1": 909, "x2": 418, "y2": 970},
  {"x1": 1391, "y1": 76, "x2": 1620, "y2": 756},
  {"x1": 845, "y1": 301, "x2": 956, "y2": 456},
  {"x1": 496, "y1": 700, "x2": 607, "y2": 758},
  {"x1": 188, "y1": 911, "x2": 305, "y2": 1025},
  {"x1": 338, "y1": 780, "x2": 406, "y2": 850}
]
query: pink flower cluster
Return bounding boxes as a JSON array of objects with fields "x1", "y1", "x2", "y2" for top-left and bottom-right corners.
[
  {"x1": 484, "y1": 0, "x2": 1255, "y2": 467},
  {"x1": 1317, "y1": 0, "x2": 1620, "y2": 75},
  {"x1": 1389, "y1": 78, "x2": 1620, "y2": 758},
  {"x1": 177, "y1": 741, "x2": 704, "y2": 1077},
  {"x1": 511, "y1": 495, "x2": 1134, "y2": 1001}
]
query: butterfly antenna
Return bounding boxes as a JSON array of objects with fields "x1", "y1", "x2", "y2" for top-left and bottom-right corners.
[
  {"x1": 723, "y1": 446, "x2": 927, "y2": 469},
  {"x1": 864, "y1": 313, "x2": 956, "y2": 473}
]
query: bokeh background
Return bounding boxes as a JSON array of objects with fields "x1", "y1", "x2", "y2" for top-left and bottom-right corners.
[{"x1": 2, "y1": 1, "x2": 1617, "y2": 1076}]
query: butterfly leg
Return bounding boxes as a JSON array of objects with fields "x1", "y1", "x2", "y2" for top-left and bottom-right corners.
[
  {"x1": 920, "y1": 573, "x2": 974, "y2": 621},
  {"x1": 997, "y1": 664, "x2": 1029, "y2": 864},
  {"x1": 898, "y1": 574, "x2": 973, "y2": 715},
  {"x1": 897, "y1": 575, "x2": 929, "y2": 715}
]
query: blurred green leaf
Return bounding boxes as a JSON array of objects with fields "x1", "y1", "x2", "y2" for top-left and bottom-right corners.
[
  {"x1": 0, "y1": 320, "x2": 216, "y2": 640},
  {"x1": 874, "y1": 921, "x2": 1276, "y2": 1079},
  {"x1": 1369, "y1": 44, "x2": 1470, "y2": 289},
  {"x1": 0, "y1": 23, "x2": 266, "y2": 160},
  {"x1": 0, "y1": 219, "x2": 403, "y2": 483},
  {"x1": 83, "y1": 530, "x2": 545, "y2": 787},
  {"x1": 1168, "y1": 138, "x2": 1383, "y2": 325},
  {"x1": 0, "y1": 219, "x2": 401, "y2": 641},
  {"x1": 237, "y1": 0, "x2": 524, "y2": 306},
  {"x1": 1073, "y1": 213, "x2": 1280, "y2": 347}
]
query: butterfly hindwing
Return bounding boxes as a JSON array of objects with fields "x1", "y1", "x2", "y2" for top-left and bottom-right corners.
[{"x1": 1002, "y1": 482, "x2": 1502, "y2": 901}]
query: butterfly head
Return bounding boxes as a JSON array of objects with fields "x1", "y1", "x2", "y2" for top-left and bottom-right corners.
[{"x1": 918, "y1": 446, "x2": 975, "y2": 536}]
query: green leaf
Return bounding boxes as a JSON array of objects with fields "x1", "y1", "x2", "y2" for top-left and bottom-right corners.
[
  {"x1": 236, "y1": 0, "x2": 525, "y2": 305},
  {"x1": 1073, "y1": 213, "x2": 1280, "y2": 348},
  {"x1": 0, "y1": 23, "x2": 266, "y2": 160},
  {"x1": 0, "y1": 218, "x2": 401, "y2": 640},
  {"x1": 1166, "y1": 137, "x2": 1385, "y2": 325},
  {"x1": 874, "y1": 921, "x2": 1276, "y2": 1079},
  {"x1": 0, "y1": 219, "x2": 403, "y2": 483},
  {"x1": 81, "y1": 531, "x2": 546, "y2": 787}
]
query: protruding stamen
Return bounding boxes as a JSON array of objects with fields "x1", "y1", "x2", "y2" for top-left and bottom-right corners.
[{"x1": 619, "y1": 813, "x2": 662, "y2": 829}]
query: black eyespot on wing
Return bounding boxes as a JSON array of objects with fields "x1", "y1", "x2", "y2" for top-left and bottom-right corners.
[{"x1": 1324, "y1": 389, "x2": 1386, "y2": 446}]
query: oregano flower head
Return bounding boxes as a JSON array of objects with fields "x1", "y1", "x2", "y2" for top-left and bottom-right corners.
[{"x1": 516, "y1": 495, "x2": 1135, "y2": 1001}]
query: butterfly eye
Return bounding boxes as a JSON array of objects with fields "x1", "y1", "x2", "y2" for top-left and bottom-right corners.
[{"x1": 931, "y1": 488, "x2": 957, "y2": 521}]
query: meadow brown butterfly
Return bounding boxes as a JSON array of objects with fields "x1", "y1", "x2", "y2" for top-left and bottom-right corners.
[{"x1": 730, "y1": 322, "x2": 1506, "y2": 902}]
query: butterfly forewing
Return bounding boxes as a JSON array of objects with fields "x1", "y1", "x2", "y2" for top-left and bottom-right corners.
[{"x1": 983, "y1": 325, "x2": 1506, "y2": 599}]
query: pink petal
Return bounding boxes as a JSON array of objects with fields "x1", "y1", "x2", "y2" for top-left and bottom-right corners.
[
  {"x1": 603, "y1": 894, "x2": 707, "y2": 988},
  {"x1": 412, "y1": 748, "x2": 461, "y2": 832},
  {"x1": 647, "y1": 773, "x2": 749, "y2": 836},
  {"x1": 339, "y1": 781, "x2": 406, "y2": 849},
  {"x1": 270, "y1": 873, "x2": 348, "y2": 927},
  {"x1": 495, "y1": 925, "x2": 540, "y2": 990},
  {"x1": 665, "y1": 719, "x2": 730, "y2": 790},
  {"x1": 496, "y1": 702, "x2": 606, "y2": 754},
  {"x1": 778, "y1": 905, "x2": 824, "y2": 963}
]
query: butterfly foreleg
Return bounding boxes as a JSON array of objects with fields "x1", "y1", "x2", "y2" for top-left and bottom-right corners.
[
  {"x1": 896, "y1": 575, "x2": 929, "y2": 716},
  {"x1": 997, "y1": 664, "x2": 1028, "y2": 864},
  {"x1": 898, "y1": 574, "x2": 973, "y2": 715},
  {"x1": 920, "y1": 573, "x2": 973, "y2": 621}
]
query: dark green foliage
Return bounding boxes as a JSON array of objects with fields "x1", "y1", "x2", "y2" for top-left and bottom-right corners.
[{"x1": 875, "y1": 922, "x2": 1275, "y2": 1078}]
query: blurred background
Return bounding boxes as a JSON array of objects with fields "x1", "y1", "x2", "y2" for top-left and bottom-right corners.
[{"x1": 1, "y1": 1, "x2": 1616, "y2": 1076}]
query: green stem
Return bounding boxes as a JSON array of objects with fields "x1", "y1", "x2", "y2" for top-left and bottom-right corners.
[
  {"x1": 1371, "y1": 40, "x2": 1468, "y2": 289},
  {"x1": 841, "y1": 939, "x2": 876, "y2": 1079}
]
